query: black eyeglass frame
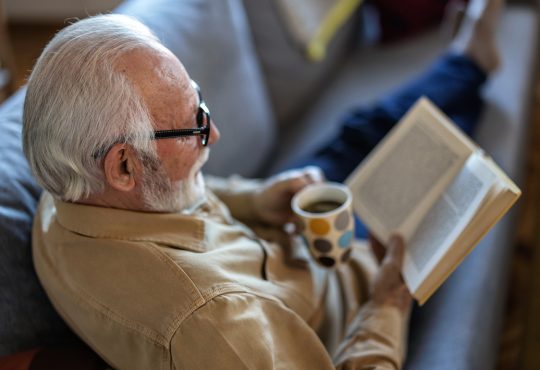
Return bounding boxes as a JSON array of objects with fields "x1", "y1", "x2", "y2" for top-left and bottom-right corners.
[
  {"x1": 92, "y1": 80, "x2": 210, "y2": 160},
  {"x1": 152, "y1": 79, "x2": 211, "y2": 146}
]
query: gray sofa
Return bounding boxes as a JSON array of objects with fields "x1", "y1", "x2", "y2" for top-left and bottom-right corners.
[{"x1": 0, "y1": 0, "x2": 537, "y2": 368}]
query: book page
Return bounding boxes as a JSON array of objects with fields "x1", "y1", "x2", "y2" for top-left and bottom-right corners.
[
  {"x1": 359, "y1": 123, "x2": 460, "y2": 231},
  {"x1": 402, "y1": 152, "x2": 496, "y2": 293},
  {"x1": 412, "y1": 157, "x2": 521, "y2": 305},
  {"x1": 346, "y1": 98, "x2": 476, "y2": 244}
]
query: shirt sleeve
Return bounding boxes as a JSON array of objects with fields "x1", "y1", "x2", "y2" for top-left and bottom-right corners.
[
  {"x1": 334, "y1": 302, "x2": 408, "y2": 370},
  {"x1": 204, "y1": 175, "x2": 263, "y2": 223},
  {"x1": 170, "y1": 292, "x2": 336, "y2": 370},
  {"x1": 170, "y1": 292, "x2": 408, "y2": 370}
]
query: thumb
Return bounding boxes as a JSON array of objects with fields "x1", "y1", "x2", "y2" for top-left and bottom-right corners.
[
  {"x1": 303, "y1": 165, "x2": 326, "y2": 183},
  {"x1": 383, "y1": 234, "x2": 405, "y2": 267},
  {"x1": 283, "y1": 174, "x2": 313, "y2": 196}
]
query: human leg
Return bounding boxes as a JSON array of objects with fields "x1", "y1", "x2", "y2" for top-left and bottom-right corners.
[{"x1": 287, "y1": 0, "x2": 503, "y2": 184}]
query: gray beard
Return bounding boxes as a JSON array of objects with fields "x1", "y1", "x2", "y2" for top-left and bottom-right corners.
[{"x1": 140, "y1": 148, "x2": 209, "y2": 213}]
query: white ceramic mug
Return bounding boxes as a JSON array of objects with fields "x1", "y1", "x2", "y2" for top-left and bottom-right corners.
[{"x1": 291, "y1": 182, "x2": 354, "y2": 268}]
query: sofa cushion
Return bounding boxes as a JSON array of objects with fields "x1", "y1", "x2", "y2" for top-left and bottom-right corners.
[
  {"x1": 274, "y1": 0, "x2": 364, "y2": 61},
  {"x1": 0, "y1": 89, "x2": 76, "y2": 356},
  {"x1": 242, "y1": 0, "x2": 358, "y2": 128},
  {"x1": 116, "y1": 0, "x2": 276, "y2": 177}
]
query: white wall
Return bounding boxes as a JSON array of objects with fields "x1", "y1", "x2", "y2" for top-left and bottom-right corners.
[{"x1": 4, "y1": 0, "x2": 122, "y2": 22}]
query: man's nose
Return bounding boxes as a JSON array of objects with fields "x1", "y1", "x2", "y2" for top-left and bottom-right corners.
[{"x1": 208, "y1": 120, "x2": 220, "y2": 145}]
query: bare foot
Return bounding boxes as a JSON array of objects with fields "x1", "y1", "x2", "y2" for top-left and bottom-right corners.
[{"x1": 450, "y1": 0, "x2": 503, "y2": 73}]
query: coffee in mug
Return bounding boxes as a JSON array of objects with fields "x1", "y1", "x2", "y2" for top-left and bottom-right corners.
[{"x1": 301, "y1": 200, "x2": 343, "y2": 214}]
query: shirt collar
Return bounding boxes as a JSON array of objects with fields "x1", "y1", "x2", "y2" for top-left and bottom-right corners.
[{"x1": 53, "y1": 197, "x2": 207, "y2": 252}]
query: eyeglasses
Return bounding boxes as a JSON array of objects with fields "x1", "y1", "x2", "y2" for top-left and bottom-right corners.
[
  {"x1": 152, "y1": 80, "x2": 211, "y2": 146},
  {"x1": 92, "y1": 80, "x2": 211, "y2": 159}
]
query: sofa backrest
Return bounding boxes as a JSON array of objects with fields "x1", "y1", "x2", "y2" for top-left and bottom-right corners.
[
  {"x1": 0, "y1": 89, "x2": 77, "y2": 356},
  {"x1": 242, "y1": 0, "x2": 358, "y2": 129}
]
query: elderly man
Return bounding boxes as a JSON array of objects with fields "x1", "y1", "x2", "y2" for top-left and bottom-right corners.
[{"x1": 22, "y1": 0, "x2": 501, "y2": 368}]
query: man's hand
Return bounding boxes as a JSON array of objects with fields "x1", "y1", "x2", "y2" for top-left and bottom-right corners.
[
  {"x1": 252, "y1": 166, "x2": 324, "y2": 226},
  {"x1": 370, "y1": 235, "x2": 412, "y2": 314}
]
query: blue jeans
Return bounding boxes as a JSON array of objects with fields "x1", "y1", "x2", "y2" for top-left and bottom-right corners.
[{"x1": 286, "y1": 53, "x2": 488, "y2": 238}]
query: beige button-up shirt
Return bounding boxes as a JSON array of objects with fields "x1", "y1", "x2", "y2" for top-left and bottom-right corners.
[{"x1": 33, "y1": 177, "x2": 408, "y2": 370}]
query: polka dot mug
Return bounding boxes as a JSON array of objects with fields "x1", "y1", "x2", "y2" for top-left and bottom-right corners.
[{"x1": 292, "y1": 182, "x2": 354, "y2": 268}]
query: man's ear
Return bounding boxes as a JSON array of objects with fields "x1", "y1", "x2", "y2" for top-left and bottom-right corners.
[{"x1": 103, "y1": 144, "x2": 137, "y2": 192}]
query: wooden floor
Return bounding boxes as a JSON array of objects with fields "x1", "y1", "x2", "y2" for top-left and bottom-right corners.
[
  {"x1": 496, "y1": 85, "x2": 540, "y2": 370},
  {"x1": 3, "y1": 22, "x2": 540, "y2": 370}
]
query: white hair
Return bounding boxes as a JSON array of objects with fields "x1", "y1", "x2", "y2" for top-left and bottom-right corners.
[{"x1": 23, "y1": 14, "x2": 161, "y2": 201}]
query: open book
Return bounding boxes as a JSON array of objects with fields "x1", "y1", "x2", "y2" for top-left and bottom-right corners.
[{"x1": 345, "y1": 97, "x2": 521, "y2": 305}]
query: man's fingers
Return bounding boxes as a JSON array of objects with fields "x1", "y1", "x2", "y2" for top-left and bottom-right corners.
[
  {"x1": 290, "y1": 216, "x2": 305, "y2": 234},
  {"x1": 370, "y1": 234, "x2": 412, "y2": 313},
  {"x1": 303, "y1": 166, "x2": 325, "y2": 183},
  {"x1": 383, "y1": 234, "x2": 405, "y2": 267},
  {"x1": 283, "y1": 166, "x2": 325, "y2": 195},
  {"x1": 369, "y1": 233, "x2": 385, "y2": 264},
  {"x1": 293, "y1": 166, "x2": 325, "y2": 188}
]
